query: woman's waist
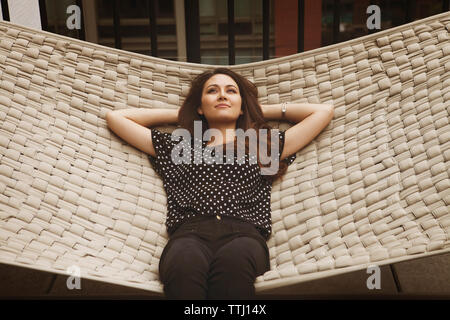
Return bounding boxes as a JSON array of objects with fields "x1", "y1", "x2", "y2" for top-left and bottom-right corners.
[{"x1": 172, "y1": 213, "x2": 263, "y2": 238}]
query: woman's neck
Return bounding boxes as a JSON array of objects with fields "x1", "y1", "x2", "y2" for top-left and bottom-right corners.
[{"x1": 205, "y1": 123, "x2": 236, "y2": 146}]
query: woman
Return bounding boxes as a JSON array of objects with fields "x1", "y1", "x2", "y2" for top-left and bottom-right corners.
[{"x1": 106, "y1": 68, "x2": 334, "y2": 299}]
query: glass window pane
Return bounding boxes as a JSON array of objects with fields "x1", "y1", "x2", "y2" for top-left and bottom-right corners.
[
  {"x1": 235, "y1": 0, "x2": 251, "y2": 18},
  {"x1": 96, "y1": 0, "x2": 177, "y2": 61},
  {"x1": 45, "y1": 0, "x2": 80, "y2": 39},
  {"x1": 199, "y1": 0, "x2": 216, "y2": 17},
  {"x1": 199, "y1": 0, "x2": 228, "y2": 64}
]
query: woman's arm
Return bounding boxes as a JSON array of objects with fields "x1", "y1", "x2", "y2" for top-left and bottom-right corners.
[
  {"x1": 261, "y1": 103, "x2": 334, "y2": 160},
  {"x1": 105, "y1": 108, "x2": 179, "y2": 157}
]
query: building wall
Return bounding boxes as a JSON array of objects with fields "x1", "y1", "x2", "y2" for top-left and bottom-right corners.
[
  {"x1": 1, "y1": 0, "x2": 448, "y2": 64},
  {"x1": 0, "y1": 0, "x2": 42, "y2": 30}
]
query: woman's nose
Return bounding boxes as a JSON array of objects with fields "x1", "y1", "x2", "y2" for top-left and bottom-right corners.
[{"x1": 218, "y1": 89, "x2": 227, "y2": 100}]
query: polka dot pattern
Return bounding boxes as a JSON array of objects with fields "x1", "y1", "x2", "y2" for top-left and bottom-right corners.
[{"x1": 148, "y1": 129, "x2": 296, "y2": 239}]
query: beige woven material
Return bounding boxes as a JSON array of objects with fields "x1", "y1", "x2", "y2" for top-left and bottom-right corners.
[{"x1": 0, "y1": 12, "x2": 449, "y2": 294}]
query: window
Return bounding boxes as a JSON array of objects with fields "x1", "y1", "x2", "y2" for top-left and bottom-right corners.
[
  {"x1": 198, "y1": 0, "x2": 274, "y2": 65},
  {"x1": 96, "y1": 0, "x2": 177, "y2": 60},
  {"x1": 45, "y1": 0, "x2": 81, "y2": 39}
]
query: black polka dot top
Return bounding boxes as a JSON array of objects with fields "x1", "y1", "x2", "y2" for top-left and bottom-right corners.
[{"x1": 148, "y1": 129, "x2": 296, "y2": 240}]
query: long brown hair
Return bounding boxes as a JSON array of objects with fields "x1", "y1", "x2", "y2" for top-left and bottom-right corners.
[{"x1": 178, "y1": 68, "x2": 289, "y2": 182}]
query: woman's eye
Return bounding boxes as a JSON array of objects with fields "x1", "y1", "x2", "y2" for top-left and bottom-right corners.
[{"x1": 206, "y1": 88, "x2": 237, "y2": 94}]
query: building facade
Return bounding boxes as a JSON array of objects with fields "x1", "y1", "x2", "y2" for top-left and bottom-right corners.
[{"x1": 1, "y1": 0, "x2": 448, "y2": 65}]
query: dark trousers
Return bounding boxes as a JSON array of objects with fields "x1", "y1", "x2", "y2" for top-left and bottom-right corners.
[{"x1": 159, "y1": 215, "x2": 270, "y2": 300}]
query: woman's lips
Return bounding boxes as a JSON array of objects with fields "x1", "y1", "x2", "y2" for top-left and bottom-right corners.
[{"x1": 215, "y1": 104, "x2": 230, "y2": 108}]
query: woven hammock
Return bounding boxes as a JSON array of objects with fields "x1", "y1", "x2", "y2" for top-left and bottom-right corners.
[{"x1": 0, "y1": 12, "x2": 449, "y2": 295}]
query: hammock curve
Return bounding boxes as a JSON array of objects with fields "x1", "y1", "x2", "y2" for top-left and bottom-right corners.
[{"x1": 0, "y1": 12, "x2": 449, "y2": 294}]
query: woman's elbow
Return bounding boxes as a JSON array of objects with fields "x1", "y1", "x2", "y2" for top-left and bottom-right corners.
[
  {"x1": 317, "y1": 104, "x2": 334, "y2": 118},
  {"x1": 325, "y1": 105, "x2": 334, "y2": 120},
  {"x1": 105, "y1": 111, "x2": 117, "y2": 128}
]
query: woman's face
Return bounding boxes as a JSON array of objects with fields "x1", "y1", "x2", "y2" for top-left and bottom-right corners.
[{"x1": 197, "y1": 74, "x2": 243, "y2": 125}]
